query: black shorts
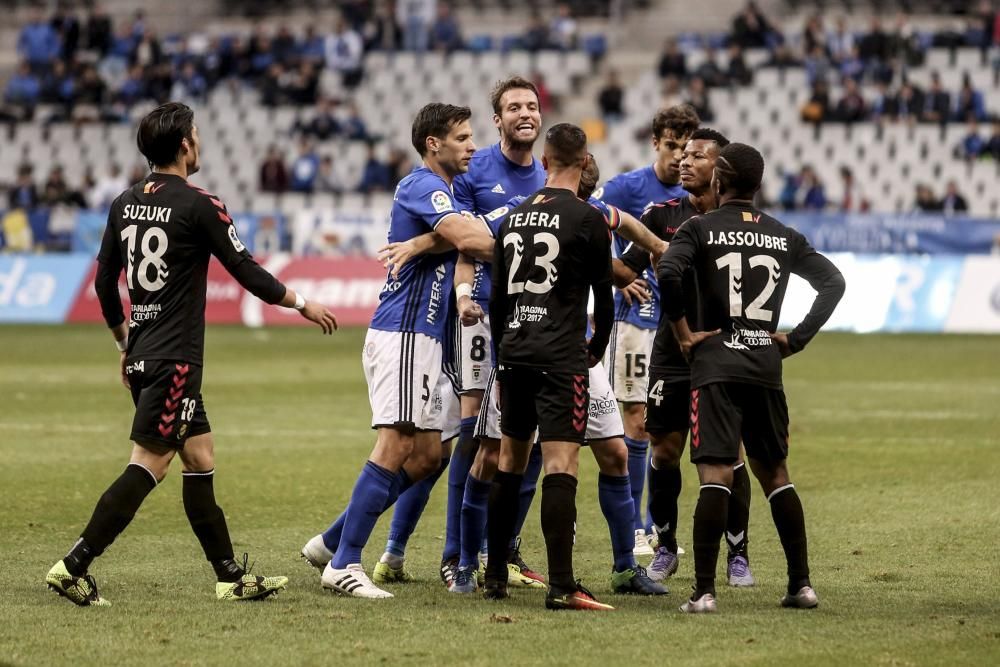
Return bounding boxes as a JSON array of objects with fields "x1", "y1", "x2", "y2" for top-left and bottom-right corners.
[
  {"x1": 645, "y1": 373, "x2": 690, "y2": 435},
  {"x1": 498, "y1": 365, "x2": 588, "y2": 444},
  {"x1": 690, "y1": 382, "x2": 788, "y2": 464},
  {"x1": 126, "y1": 359, "x2": 211, "y2": 449}
]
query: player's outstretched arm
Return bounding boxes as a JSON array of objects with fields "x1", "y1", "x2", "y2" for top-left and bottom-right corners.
[
  {"x1": 616, "y1": 210, "x2": 669, "y2": 264},
  {"x1": 278, "y1": 288, "x2": 338, "y2": 334},
  {"x1": 435, "y1": 212, "x2": 494, "y2": 261},
  {"x1": 378, "y1": 232, "x2": 453, "y2": 279}
]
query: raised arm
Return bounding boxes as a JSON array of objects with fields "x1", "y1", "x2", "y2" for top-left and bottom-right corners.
[{"x1": 616, "y1": 209, "x2": 668, "y2": 263}]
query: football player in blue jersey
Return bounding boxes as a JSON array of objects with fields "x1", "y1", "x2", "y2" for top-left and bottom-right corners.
[
  {"x1": 300, "y1": 103, "x2": 495, "y2": 599},
  {"x1": 592, "y1": 104, "x2": 701, "y2": 555}
]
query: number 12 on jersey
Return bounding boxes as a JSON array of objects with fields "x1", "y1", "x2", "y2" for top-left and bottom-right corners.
[{"x1": 715, "y1": 251, "x2": 780, "y2": 321}]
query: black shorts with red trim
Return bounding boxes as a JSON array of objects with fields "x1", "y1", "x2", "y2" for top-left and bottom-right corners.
[
  {"x1": 498, "y1": 364, "x2": 589, "y2": 445},
  {"x1": 645, "y1": 373, "x2": 691, "y2": 436},
  {"x1": 689, "y1": 382, "x2": 788, "y2": 464},
  {"x1": 126, "y1": 359, "x2": 210, "y2": 449}
]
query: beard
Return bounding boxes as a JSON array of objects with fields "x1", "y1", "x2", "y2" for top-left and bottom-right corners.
[{"x1": 502, "y1": 128, "x2": 538, "y2": 153}]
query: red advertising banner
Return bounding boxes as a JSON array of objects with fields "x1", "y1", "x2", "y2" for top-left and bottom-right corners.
[{"x1": 67, "y1": 255, "x2": 386, "y2": 327}]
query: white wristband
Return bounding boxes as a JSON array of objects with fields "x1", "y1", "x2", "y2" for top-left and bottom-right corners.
[
  {"x1": 115, "y1": 337, "x2": 127, "y2": 352},
  {"x1": 293, "y1": 293, "x2": 306, "y2": 311},
  {"x1": 455, "y1": 283, "x2": 473, "y2": 299}
]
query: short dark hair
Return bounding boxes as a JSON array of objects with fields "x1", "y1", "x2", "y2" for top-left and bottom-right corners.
[
  {"x1": 544, "y1": 123, "x2": 588, "y2": 169},
  {"x1": 578, "y1": 152, "x2": 599, "y2": 199},
  {"x1": 490, "y1": 76, "x2": 540, "y2": 115},
  {"x1": 716, "y1": 143, "x2": 765, "y2": 198},
  {"x1": 137, "y1": 102, "x2": 195, "y2": 168},
  {"x1": 689, "y1": 127, "x2": 730, "y2": 148},
  {"x1": 410, "y1": 103, "x2": 472, "y2": 156},
  {"x1": 651, "y1": 104, "x2": 700, "y2": 140}
]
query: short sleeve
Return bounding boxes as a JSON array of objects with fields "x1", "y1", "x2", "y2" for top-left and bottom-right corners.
[
  {"x1": 403, "y1": 175, "x2": 458, "y2": 230},
  {"x1": 592, "y1": 173, "x2": 630, "y2": 210}
]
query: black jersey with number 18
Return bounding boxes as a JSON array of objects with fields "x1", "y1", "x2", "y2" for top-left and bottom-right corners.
[
  {"x1": 96, "y1": 173, "x2": 286, "y2": 365},
  {"x1": 657, "y1": 201, "x2": 845, "y2": 390},
  {"x1": 489, "y1": 187, "x2": 614, "y2": 375}
]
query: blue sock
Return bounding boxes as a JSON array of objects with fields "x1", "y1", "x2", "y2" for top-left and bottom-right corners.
[
  {"x1": 443, "y1": 417, "x2": 478, "y2": 560},
  {"x1": 624, "y1": 436, "x2": 649, "y2": 532},
  {"x1": 510, "y1": 440, "x2": 543, "y2": 551},
  {"x1": 599, "y1": 473, "x2": 638, "y2": 571},
  {"x1": 386, "y1": 457, "x2": 449, "y2": 558},
  {"x1": 330, "y1": 462, "x2": 397, "y2": 568},
  {"x1": 322, "y1": 468, "x2": 412, "y2": 553},
  {"x1": 459, "y1": 473, "x2": 492, "y2": 568}
]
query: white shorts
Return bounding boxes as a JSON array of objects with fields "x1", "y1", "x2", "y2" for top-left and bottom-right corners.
[
  {"x1": 363, "y1": 329, "x2": 444, "y2": 431},
  {"x1": 459, "y1": 316, "x2": 493, "y2": 393},
  {"x1": 441, "y1": 373, "x2": 461, "y2": 441},
  {"x1": 604, "y1": 321, "x2": 655, "y2": 403},
  {"x1": 475, "y1": 362, "x2": 624, "y2": 442}
]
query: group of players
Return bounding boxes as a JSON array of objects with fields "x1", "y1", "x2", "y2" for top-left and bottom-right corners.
[{"x1": 46, "y1": 75, "x2": 845, "y2": 614}]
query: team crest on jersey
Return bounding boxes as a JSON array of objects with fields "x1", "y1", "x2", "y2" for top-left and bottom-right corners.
[
  {"x1": 227, "y1": 225, "x2": 246, "y2": 252},
  {"x1": 431, "y1": 190, "x2": 454, "y2": 214}
]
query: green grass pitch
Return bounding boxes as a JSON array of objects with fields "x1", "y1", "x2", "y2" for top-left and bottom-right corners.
[{"x1": 1, "y1": 325, "x2": 998, "y2": 666}]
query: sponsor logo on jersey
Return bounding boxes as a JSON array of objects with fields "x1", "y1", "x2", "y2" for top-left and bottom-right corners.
[
  {"x1": 431, "y1": 190, "x2": 454, "y2": 214},
  {"x1": 590, "y1": 391, "x2": 617, "y2": 416},
  {"x1": 491, "y1": 183, "x2": 506, "y2": 194},
  {"x1": 426, "y1": 262, "x2": 448, "y2": 325},
  {"x1": 724, "y1": 328, "x2": 773, "y2": 350},
  {"x1": 227, "y1": 225, "x2": 246, "y2": 253}
]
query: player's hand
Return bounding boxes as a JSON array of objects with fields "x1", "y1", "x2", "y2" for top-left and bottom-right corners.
[
  {"x1": 770, "y1": 332, "x2": 793, "y2": 358},
  {"x1": 679, "y1": 329, "x2": 721, "y2": 362},
  {"x1": 650, "y1": 240, "x2": 669, "y2": 267},
  {"x1": 377, "y1": 240, "x2": 419, "y2": 279},
  {"x1": 300, "y1": 301, "x2": 338, "y2": 334},
  {"x1": 620, "y1": 278, "x2": 650, "y2": 306},
  {"x1": 119, "y1": 351, "x2": 130, "y2": 390},
  {"x1": 458, "y1": 295, "x2": 485, "y2": 326}
]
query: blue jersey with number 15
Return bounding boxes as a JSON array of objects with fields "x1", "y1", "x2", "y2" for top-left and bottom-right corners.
[
  {"x1": 453, "y1": 144, "x2": 547, "y2": 309},
  {"x1": 594, "y1": 165, "x2": 686, "y2": 330},
  {"x1": 370, "y1": 167, "x2": 457, "y2": 342}
]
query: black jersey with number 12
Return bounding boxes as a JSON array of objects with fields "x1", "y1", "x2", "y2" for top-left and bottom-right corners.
[
  {"x1": 657, "y1": 201, "x2": 844, "y2": 390},
  {"x1": 489, "y1": 187, "x2": 614, "y2": 375},
  {"x1": 96, "y1": 173, "x2": 286, "y2": 365}
]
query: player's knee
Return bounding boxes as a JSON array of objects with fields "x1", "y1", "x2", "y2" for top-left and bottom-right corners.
[
  {"x1": 650, "y1": 435, "x2": 683, "y2": 468},
  {"x1": 749, "y1": 458, "x2": 790, "y2": 496},
  {"x1": 591, "y1": 439, "x2": 628, "y2": 475}
]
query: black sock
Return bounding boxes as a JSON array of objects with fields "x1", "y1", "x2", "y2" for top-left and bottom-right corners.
[
  {"x1": 541, "y1": 473, "x2": 578, "y2": 593},
  {"x1": 692, "y1": 484, "x2": 730, "y2": 598},
  {"x1": 182, "y1": 469, "x2": 238, "y2": 582},
  {"x1": 726, "y1": 463, "x2": 751, "y2": 558},
  {"x1": 648, "y1": 463, "x2": 681, "y2": 553},
  {"x1": 486, "y1": 470, "x2": 523, "y2": 585},
  {"x1": 67, "y1": 463, "x2": 158, "y2": 576},
  {"x1": 769, "y1": 484, "x2": 811, "y2": 595}
]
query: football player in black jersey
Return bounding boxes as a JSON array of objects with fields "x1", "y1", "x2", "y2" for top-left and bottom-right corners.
[
  {"x1": 614, "y1": 129, "x2": 756, "y2": 588},
  {"x1": 46, "y1": 102, "x2": 337, "y2": 607},
  {"x1": 485, "y1": 123, "x2": 616, "y2": 610},
  {"x1": 658, "y1": 143, "x2": 845, "y2": 613}
]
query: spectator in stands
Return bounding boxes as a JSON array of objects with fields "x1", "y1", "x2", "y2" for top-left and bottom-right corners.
[
  {"x1": 170, "y1": 62, "x2": 208, "y2": 106},
  {"x1": 300, "y1": 25, "x2": 327, "y2": 65},
  {"x1": 17, "y1": 8, "x2": 60, "y2": 73},
  {"x1": 75, "y1": 65, "x2": 107, "y2": 109},
  {"x1": 3, "y1": 62, "x2": 42, "y2": 119},
  {"x1": 731, "y1": 1, "x2": 776, "y2": 49},
  {"x1": 430, "y1": 4, "x2": 463, "y2": 53},
  {"x1": 85, "y1": 3, "x2": 113, "y2": 57},
  {"x1": 837, "y1": 166, "x2": 869, "y2": 213},
  {"x1": 685, "y1": 76, "x2": 714, "y2": 122},
  {"x1": 340, "y1": 101, "x2": 371, "y2": 141},
  {"x1": 315, "y1": 156, "x2": 342, "y2": 194},
  {"x1": 365, "y1": 0, "x2": 402, "y2": 52},
  {"x1": 921, "y1": 72, "x2": 951, "y2": 124},
  {"x1": 726, "y1": 44, "x2": 753, "y2": 86},
  {"x1": 657, "y1": 38, "x2": 687, "y2": 81},
  {"x1": 804, "y1": 45, "x2": 833, "y2": 87},
  {"x1": 871, "y1": 81, "x2": 898, "y2": 121},
  {"x1": 272, "y1": 25, "x2": 297, "y2": 65},
  {"x1": 254, "y1": 215, "x2": 282, "y2": 255},
  {"x1": 386, "y1": 147, "x2": 413, "y2": 187},
  {"x1": 597, "y1": 69, "x2": 624, "y2": 123},
  {"x1": 953, "y1": 74, "x2": 987, "y2": 122},
  {"x1": 41, "y1": 166, "x2": 87, "y2": 208},
  {"x1": 956, "y1": 119, "x2": 985, "y2": 160},
  {"x1": 695, "y1": 46, "x2": 727, "y2": 88},
  {"x1": 798, "y1": 165, "x2": 826, "y2": 210},
  {"x1": 260, "y1": 145, "x2": 290, "y2": 194},
  {"x1": 290, "y1": 139, "x2": 320, "y2": 193},
  {"x1": 894, "y1": 81, "x2": 924, "y2": 124},
  {"x1": 397, "y1": 0, "x2": 435, "y2": 52},
  {"x1": 89, "y1": 164, "x2": 126, "y2": 210},
  {"x1": 358, "y1": 143, "x2": 392, "y2": 193},
  {"x1": 888, "y1": 12, "x2": 923, "y2": 67},
  {"x1": 941, "y1": 180, "x2": 969, "y2": 215},
  {"x1": 550, "y1": 3, "x2": 578, "y2": 51},
  {"x1": 116, "y1": 65, "x2": 146, "y2": 107},
  {"x1": 835, "y1": 76, "x2": 867, "y2": 123},
  {"x1": 984, "y1": 121, "x2": 1000, "y2": 161},
  {"x1": 660, "y1": 74, "x2": 684, "y2": 109},
  {"x1": 827, "y1": 15, "x2": 854, "y2": 65},
  {"x1": 133, "y1": 29, "x2": 163, "y2": 69},
  {"x1": 127, "y1": 164, "x2": 146, "y2": 186},
  {"x1": 914, "y1": 183, "x2": 942, "y2": 212},
  {"x1": 52, "y1": 3, "x2": 81, "y2": 63},
  {"x1": 838, "y1": 45, "x2": 865, "y2": 82},
  {"x1": 766, "y1": 43, "x2": 801, "y2": 69},
  {"x1": 858, "y1": 17, "x2": 890, "y2": 69},
  {"x1": 801, "y1": 80, "x2": 830, "y2": 123},
  {"x1": 533, "y1": 71, "x2": 554, "y2": 112},
  {"x1": 803, "y1": 14, "x2": 827, "y2": 56},
  {"x1": 299, "y1": 98, "x2": 342, "y2": 141},
  {"x1": 259, "y1": 63, "x2": 287, "y2": 106},
  {"x1": 288, "y1": 61, "x2": 320, "y2": 105},
  {"x1": 8, "y1": 165, "x2": 38, "y2": 212},
  {"x1": 325, "y1": 15, "x2": 365, "y2": 88},
  {"x1": 523, "y1": 11, "x2": 552, "y2": 52}
]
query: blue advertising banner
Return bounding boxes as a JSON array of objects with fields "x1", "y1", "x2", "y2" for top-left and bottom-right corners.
[
  {"x1": 0, "y1": 254, "x2": 93, "y2": 323},
  {"x1": 783, "y1": 213, "x2": 1000, "y2": 255}
]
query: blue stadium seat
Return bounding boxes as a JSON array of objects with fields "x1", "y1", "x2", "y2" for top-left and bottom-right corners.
[{"x1": 468, "y1": 35, "x2": 493, "y2": 53}]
